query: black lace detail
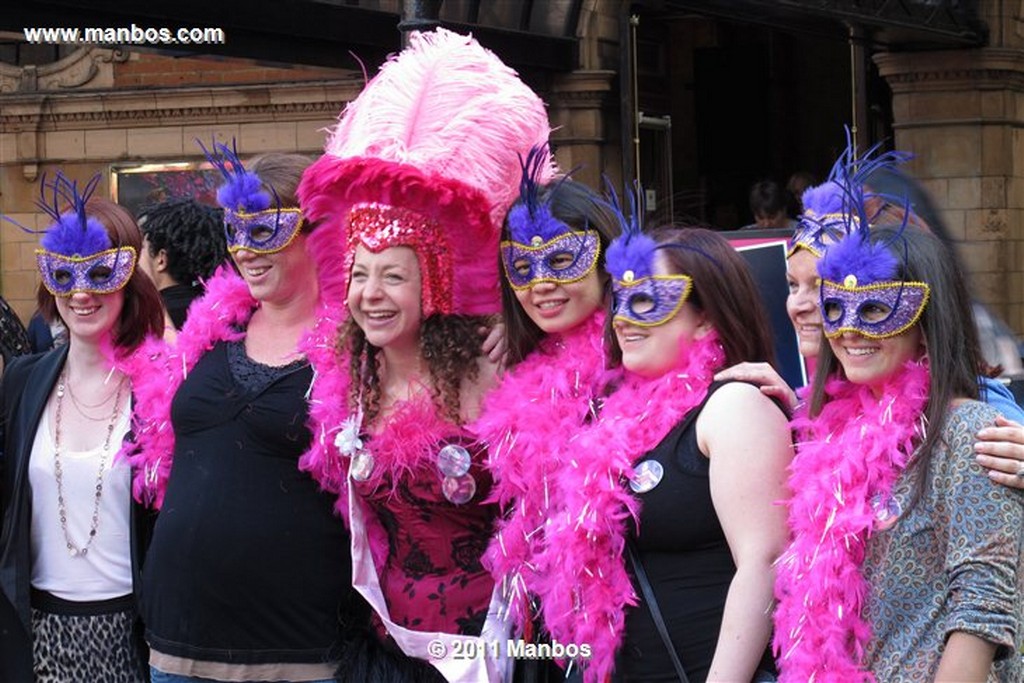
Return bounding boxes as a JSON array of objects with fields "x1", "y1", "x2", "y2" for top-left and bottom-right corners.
[{"x1": 226, "y1": 339, "x2": 307, "y2": 394}]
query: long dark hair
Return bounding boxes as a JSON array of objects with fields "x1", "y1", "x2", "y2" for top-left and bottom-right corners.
[
  {"x1": 809, "y1": 226, "x2": 982, "y2": 467},
  {"x1": 606, "y1": 226, "x2": 776, "y2": 370},
  {"x1": 500, "y1": 179, "x2": 621, "y2": 365}
]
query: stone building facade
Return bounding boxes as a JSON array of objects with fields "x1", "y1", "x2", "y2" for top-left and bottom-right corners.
[
  {"x1": 2, "y1": 0, "x2": 1023, "y2": 342},
  {"x1": 875, "y1": 0, "x2": 1024, "y2": 336}
]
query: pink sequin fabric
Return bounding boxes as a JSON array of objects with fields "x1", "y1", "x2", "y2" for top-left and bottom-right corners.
[{"x1": 345, "y1": 202, "x2": 454, "y2": 317}]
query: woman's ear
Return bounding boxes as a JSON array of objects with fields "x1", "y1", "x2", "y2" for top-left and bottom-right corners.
[{"x1": 692, "y1": 309, "x2": 714, "y2": 339}]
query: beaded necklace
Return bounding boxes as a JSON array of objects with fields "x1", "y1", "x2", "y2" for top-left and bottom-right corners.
[{"x1": 52, "y1": 367, "x2": 126, "y2": 557}]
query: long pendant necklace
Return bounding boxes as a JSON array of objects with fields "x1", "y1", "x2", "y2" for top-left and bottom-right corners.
[{"x1": 52, "y1": 368, "x2": 126, "y2": 558}]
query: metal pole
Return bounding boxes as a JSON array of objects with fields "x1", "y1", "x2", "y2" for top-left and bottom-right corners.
[
  {"x1": 399, "y1": 0, "x2": 442, "y2": 47},
  {"x1": 619, "y1": 8, "x2": 637, "y2": 191},
  {"x1": 848, "y1": 23, "x2": 868, "y2": 154},
  {"x1": 631, "y1": 14, "x2": 641, "y2": 187}
]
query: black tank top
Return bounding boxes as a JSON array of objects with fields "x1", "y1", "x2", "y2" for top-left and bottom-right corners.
[{"x1": 614, "y1": 381, "x2": 776, "y2": 682}]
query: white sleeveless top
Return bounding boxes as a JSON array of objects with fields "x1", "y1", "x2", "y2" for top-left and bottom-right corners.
[{"x1": 28, "y1": 401, "x2": 134, "y2": 601}]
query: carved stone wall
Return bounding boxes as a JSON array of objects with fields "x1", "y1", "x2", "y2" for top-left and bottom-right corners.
[
  {"x1": 0, "y1": 62, "x2": 363, "y2": 321},
  {"x1": 875, "y1": 43, "x2": 1024, "y2": 337},
  {"x1": 0, "y1": 46, "x2": 127, "y2": 93},
  {"x1": 546, "y1": 0, "x2": 622, "y2": 188}
]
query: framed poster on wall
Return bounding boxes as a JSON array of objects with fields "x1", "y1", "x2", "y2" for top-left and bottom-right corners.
[{"x1": 110, "y1": 162, "x2": 222, "y2": 217}]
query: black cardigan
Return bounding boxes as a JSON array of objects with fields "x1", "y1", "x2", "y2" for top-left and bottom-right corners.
[{"x1": 0, "y1": 347, "x2": 153, "y2": 680}]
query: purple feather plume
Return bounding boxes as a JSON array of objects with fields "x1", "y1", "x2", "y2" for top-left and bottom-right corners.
[
  {"x1": 801, "y1": 180, "x2": 847, "y2": 218},
  {"x1": 602, "y1": 180, "x2": 657, "y2": 280},
  {"x1": 196, "y1": 138, "x2": 271, "y2": 213},
  {"x1": 805, "y1": 129, "x2": 913, "y2": 228},
  {"x1": 41, "y1": 212, "x2": 111, "y2": 256},
  {"x1": 30, "y1": 172, "x2": 112, "y2": 256},
  {"x1": 818, "y1": 230, "x2": 899, "y2": 284},
  {"x1": 605, "y1": 231, "x2": 657, "y2": 280},
  {"x1": 507, "y1": 144, "x2": 573, "y2": 243},
  {"x1": 507, "y1": 202, "x2": 568, "y2": 244}
]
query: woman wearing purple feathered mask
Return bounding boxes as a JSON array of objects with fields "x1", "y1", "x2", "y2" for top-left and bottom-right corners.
[
  {"x1": 773, "y1": 216, "x2": 1023, "y2": 681},
  {"x1": 0, "y1": 173, "x2": 164, "y2": 681}
]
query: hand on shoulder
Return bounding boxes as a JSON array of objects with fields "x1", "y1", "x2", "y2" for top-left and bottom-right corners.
[
  {"x1": 714, "y1": 362, "x2": 797, "y2": 412},
  {"x1": 974, "y1": 414, "x2": 1024, "y2": 490}
]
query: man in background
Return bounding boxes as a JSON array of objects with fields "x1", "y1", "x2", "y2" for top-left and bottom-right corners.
[{"x1": 137, "y1": 198, "x2": 228, "y2": 331}]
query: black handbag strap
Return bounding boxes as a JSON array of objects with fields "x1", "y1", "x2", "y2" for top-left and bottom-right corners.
[{"x1": 626, "y1": 539, "x2": 690, "y2": 683}]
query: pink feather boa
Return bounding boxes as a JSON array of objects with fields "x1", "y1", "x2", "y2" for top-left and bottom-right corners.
[
  {"x1": 114, "y1": 266, "x2": 255, "y2": 508},
  {"x1": 295, "y1": 219, "x2": 354, "y2": 515},
  {"x1": 773, "y1": 359, "x2": 930, "y2": 683},
  {"x1": 470, "y1": 310, "x2": 609, "y2": 629},
  {"x1": 536, "y1": 332, "x2": 725, "y2": 683}
]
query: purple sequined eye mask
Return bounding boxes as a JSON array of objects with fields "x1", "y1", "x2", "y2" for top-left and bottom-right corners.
[
  {"x1": 820, "y1": 278, "x2": 930, "y2": 339},
  {"x1": 500, "y1": 230, "x2": 601, "y2": 290},
  {"x1": 611, "y1": 274, "x2": 693, "y2": 328},
  {"x1": 787, "y1": 212, "x2": 851, "y2": 258},
  {"x1": 225, "y1": 208, "x2": 304, "y2": 254},
  {"x1": 36, "y1": 247, "x2": 137, "y2": 296}
]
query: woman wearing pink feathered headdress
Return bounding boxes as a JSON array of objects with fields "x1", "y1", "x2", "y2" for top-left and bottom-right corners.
[{"x1": 297, "y1": 28, "x2": 552, "y2": 682}]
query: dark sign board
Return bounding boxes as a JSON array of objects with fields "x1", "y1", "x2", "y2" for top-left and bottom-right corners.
[{"x1": 722, "y1": 228, "x2": 806, "y2": 390}]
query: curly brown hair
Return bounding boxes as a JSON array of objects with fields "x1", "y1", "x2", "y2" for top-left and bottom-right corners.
[{"x1": 339, "y1": 313, "x2": 489, "y2": 427}]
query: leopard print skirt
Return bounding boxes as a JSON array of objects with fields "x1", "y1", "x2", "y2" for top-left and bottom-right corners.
[{"x1": 31, "y1": 607, "x2": 146, "y2": 683}]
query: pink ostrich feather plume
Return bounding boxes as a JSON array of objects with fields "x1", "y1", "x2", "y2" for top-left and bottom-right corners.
[
  {"x1": 536, "y1": 333, "x2": 725, "y2": 683},
  {"x1": 323, "y1": 27, "x2": 554, "y2": 228},
  {"x1": 470, "y1": 310, "x2": 610, "y2": 628},
  {"x1": 115, "y1": 266, "x2": 256, "y2": 509},
  {"x1": 773, "y1": 359, "x2": 929, "y2": 683}
]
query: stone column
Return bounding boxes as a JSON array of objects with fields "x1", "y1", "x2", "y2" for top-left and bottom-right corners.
[
  {"x1": 875, "y1": 47, "x2": 1024, "y2": 336},
  {"x1": 547, "y1": 70, "x2": 618, "y2": 189}
]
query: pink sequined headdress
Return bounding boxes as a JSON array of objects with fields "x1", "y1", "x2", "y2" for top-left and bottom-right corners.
[{"x1": 299, "y1": 28, "x2": 555, "y2": 318}]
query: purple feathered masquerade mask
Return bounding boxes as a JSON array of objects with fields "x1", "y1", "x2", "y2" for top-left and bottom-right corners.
[
  {"x1": 817, "y1": 231, "x2": 930, "y2": 340},
  {"x1": 199, "y1": 139, "x2": 305, "y2": 255},
  {"x1": 501, "y1": 145, "x2": 600, "y2": 290},
  {"x1": 789, "y1": 132, "x2": 912, "y2": 259},
  {"x1": 7, "y1": 172, "x2": 137, "y2": 296},
  {"x1": 604, "y1": 184, "x2": 694, "y2": 328}
]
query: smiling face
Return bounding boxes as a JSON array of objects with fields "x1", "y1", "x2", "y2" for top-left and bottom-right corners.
[
  {"x1": 512, "y1": 268, "x2": 604, "y2": 335},
  {"x1": 231, "y1": 231, "x2": 310, "y2": 306},
  {"x1": 55, "y1": 288, "x2": 125, "y2": 346},
  {"x1": 786, "y1": 248, "x2": 823, "y2": 358},
  {"x1": 613, "y1": 252, "x2": 711, "y2": 378},
  {"x1": 828, "y1": 325, "x2": 924, "y2": 397},
  {"x1": 346, "y1": 244, "x2": 424, "y2": 352}
]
